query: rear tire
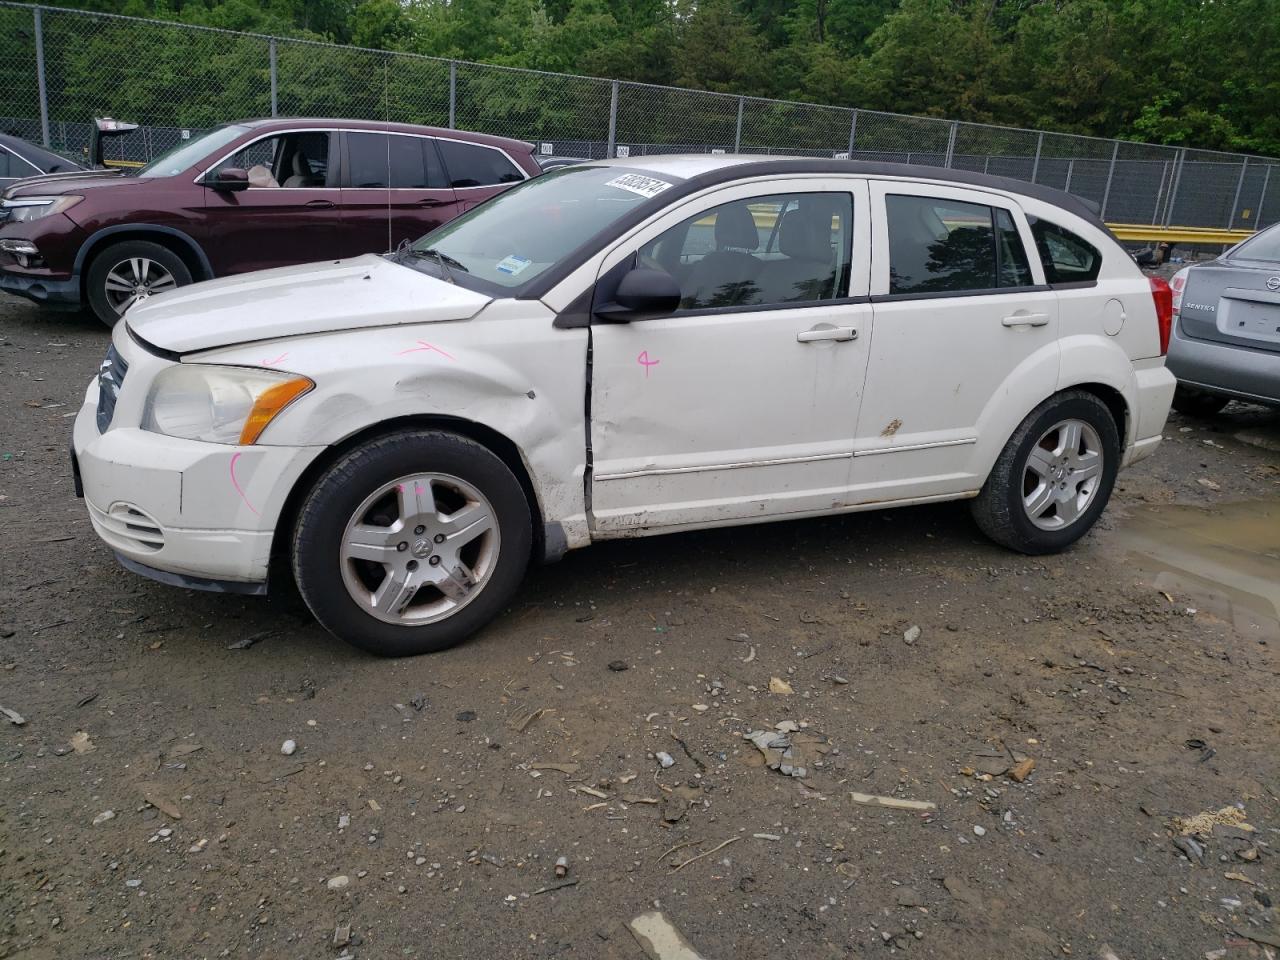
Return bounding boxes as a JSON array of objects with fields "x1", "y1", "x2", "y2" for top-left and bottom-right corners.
[
  {"x1": 291, "y1": 430, "x2": 532, "y2": 656},
  {"x1": 1171, "y1": 385, "x2": 1229, "y2": 418},
  {"x1": 85, "y1": 240, "x2": 191, "y2": 327},
  {"x1": 971, "y1": 390, "x2": 1121, "y2": 555}
]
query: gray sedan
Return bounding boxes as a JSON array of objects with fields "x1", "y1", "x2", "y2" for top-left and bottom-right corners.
[{"x1": 1167, "y1": 222, "x2": 1280, "y2": 415}]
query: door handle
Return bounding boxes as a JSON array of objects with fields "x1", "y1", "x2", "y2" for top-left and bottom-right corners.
[
  {"x1": 797, "y1": 325, "x2": 858, "y2": 343},
  {"x1": 1002, "y1": 312, "x2": 1050, "y2": 327},
  {"x1": 415, "y1": 198, "x2": 448, "y2": 208},
  {"x1": 304, "y1": 198, "x2": 335, "y2": 208}
]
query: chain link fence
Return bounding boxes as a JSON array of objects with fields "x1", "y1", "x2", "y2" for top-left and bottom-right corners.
[{"x1": 3, "y1": 0, "x2": 1278, "y2": 232}]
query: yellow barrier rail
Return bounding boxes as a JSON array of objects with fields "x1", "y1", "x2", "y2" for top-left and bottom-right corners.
[{"x1": 1105, "y1": 223, "x2": 1254, "y2": 245}]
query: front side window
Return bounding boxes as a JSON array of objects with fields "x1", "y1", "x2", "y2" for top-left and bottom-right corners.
[
  {"x1": 437, "y1": 140, "x2": 524, "y2": 188},
  {"x1": 637, "y1": 192, "x2": 852, "y2": 310},
  {"x1": 1028, "y1": 216, "x2": 1102, "y2": 284},
  {"x1": 887, "y1": 195, "x2": 1033, "y2": 294},
  {"x1": 212, "y1": 132, "x2": 331, "y2": 188}
]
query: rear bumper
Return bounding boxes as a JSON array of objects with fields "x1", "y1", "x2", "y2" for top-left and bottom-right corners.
[
  {"x1": 0, "y1": 268, "x2": 81, "y2": 309},
  {"x1": 1166, "y1": 322, "x2": 1280, "y2": 406},
  {"x1": 1123, "y1": 361, "x2": 1176, "y2": 467}
]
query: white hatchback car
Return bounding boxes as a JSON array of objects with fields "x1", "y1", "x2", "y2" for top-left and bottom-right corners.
[{"x1": 72, "y1": 156, "x2": 1177, "y2": 655}]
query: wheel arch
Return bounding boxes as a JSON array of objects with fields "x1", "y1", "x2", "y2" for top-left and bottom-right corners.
[
  {"x1": 75, "y1": 224, "x2": 214, "y2": 296},
  {"x1": 269, "y1": 414, "x2": 551, "y2": 586},
  {"x1": 1064, "y1": 381, "x2": 1129, "y2": 447}
]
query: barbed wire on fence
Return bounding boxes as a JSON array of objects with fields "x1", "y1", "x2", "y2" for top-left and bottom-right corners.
[{"x1": 2, "y1": 0, "x2": 1277, "y2": 231}]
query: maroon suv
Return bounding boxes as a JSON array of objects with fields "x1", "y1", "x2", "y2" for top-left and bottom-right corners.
[{"x1": 0, "y1": 118, "x2": 540, "y2": 325}]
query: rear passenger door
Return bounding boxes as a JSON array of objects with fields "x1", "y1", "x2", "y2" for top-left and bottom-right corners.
[
  {"x1": 852, "y1": 181, "x2": 1059, "y2": 501},
  {"x1": 435, "y1": 138, "x2": 528, "y2": 213},
  {"x1": 341, "y1": 132, "x2": 459, "y2": 255}
]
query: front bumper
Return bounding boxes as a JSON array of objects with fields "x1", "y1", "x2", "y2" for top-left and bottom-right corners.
[
  {"x1": 73, "y1": 376, "x2": 323, "y2": 589},
  {"x1": 0, "y1": 266, "x2": 81, "y2": 309}
]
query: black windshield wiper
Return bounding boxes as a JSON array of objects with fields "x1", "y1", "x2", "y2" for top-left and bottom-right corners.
[{"x1": 414, "y1": 247, "x2": 470, "y2": 273}]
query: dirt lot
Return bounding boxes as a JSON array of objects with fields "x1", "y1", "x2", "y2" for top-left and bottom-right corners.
[{"x1": 1, "y1": 294, "x2": 1278, "y2": 960}]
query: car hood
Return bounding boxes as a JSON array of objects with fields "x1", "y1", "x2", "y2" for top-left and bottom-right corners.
[
  {"x1": 126, "y1": 254, "x2": 493, "y2": 354},
  {"x1": 5, "y1": 171, "x2": 130, "y2": 197}
]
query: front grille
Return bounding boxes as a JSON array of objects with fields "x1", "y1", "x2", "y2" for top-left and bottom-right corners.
[
  {"x1": 96, "y1": 344, "x2": 128, "y2": 433},
  {"x1": 99, "y1": 503, "x2": 165, "y2": 553}
]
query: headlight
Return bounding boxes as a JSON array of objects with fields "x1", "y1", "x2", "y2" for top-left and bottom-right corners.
[
  {"x1": 142, "y1": 364, "x2": 313, "y2": 445},
  {"x1": 1, "y1": 196, "x2": 83, "y2": 223}
]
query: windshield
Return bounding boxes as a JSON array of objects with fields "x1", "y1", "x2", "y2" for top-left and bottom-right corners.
[
  {"x1": 134, "y1": 124, "x2": 250, "y2": 179},
  {"x1": 406, "y1": 166, "x2": 682, "y2": 291},
  {"x1": 1228, "y1": 222, "x2": 1280, "y2": 263}
]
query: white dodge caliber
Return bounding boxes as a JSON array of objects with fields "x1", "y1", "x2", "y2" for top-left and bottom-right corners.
[{"x1": 72, "y1": 156, "x2": 1177, "y2": 655}]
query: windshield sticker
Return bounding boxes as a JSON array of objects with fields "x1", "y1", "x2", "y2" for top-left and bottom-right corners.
[
  {"x1": 605, "y1": 174, "x2": 673, "y2": 199},
  {"x1": 496, "y1": 254, "x2": 533, "y2": 276}
]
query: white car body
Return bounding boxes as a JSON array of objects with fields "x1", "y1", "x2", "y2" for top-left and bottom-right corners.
[{"x1": 73, "y1": 155, "x2": 1175, "y2": 596}]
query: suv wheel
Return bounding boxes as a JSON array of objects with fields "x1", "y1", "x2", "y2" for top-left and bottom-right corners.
[
  {"x1": 291, "y1": 430, "x2": 532, "y2": 656},
  {"x1": 1171, "y1": 385, "x2": 1229, "y2": 418},
  {"x1": 971, "y1": 390, "x2": 1120, "y2": 555},
  {"x1": 85, "y1": 240, "x2": 192, "y2": 327}
]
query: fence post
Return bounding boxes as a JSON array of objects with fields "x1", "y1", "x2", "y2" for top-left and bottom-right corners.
[
  {"x1": 1030, "y1": 132, "x2": 1042, "y2": 184},
  {"x1": 1151, "y1": 160, "x2": 1169, "y2": 225},
  {"x1": 1164, "y1": 148, "x2": 1187, "y2": 227},
  {"x1": 34, "y1": 7, "x2": 51, "y2": 148},
  {"x1": 606, "y1": 80, "x2": 618, "y2": 158},
  {"x1": 448, "y1": 62, "x2": 457, "y2": 128},
  {"x1": 733, "y1": 96, "x2": 744, "y2": 153},
  {"x1": 847, "y1": 109, "x2": 858, "y2": 158},
  {"x1": 1064, "y1": 159, "x2": 1074, "y2": 194},
  {"x1": 1227, "y1": 157, "x2": 1248, "y2": 229},
  {"x1": 268, "y1": 39, "x2": 278, "y2": 117},
  {"x1": 944, "y1": 121, "x2": 957, "y2": 168},
  {"x1": 1256, "y1": 164, "x2": 1273, "y2": 229},
  {"x1": 1099, "y1": 140, "x2": 1120, "y2": 221}
]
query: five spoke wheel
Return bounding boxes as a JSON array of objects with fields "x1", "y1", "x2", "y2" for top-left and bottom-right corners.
[
  {"x1": 1021, "y1": 418, "x2": 1104, "y2": 531},
  {"x1": 339, "y1": 473, "x2": 500, "y2": 625}
]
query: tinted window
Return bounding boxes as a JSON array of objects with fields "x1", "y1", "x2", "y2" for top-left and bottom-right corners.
[
  {"x1": 639, "y1": 192, "x2": 852, "y2": 311},
  {"x1": 347, "y1": 132, "x2": 391, "y2": 188},
  {"x1": 437, "y1": 140, "x2": 524, "y2": 188},
  {"x1": 887, "y1": 195, "x2": 1033, "y2": 294},
  {"x1": 1028, "y1": 216, "x2": 1102, "y2": 284}
]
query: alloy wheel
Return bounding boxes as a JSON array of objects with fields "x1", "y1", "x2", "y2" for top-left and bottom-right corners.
[
  {"x1": 1021, "y1": 418, "x2": 1104, "y2": 531},
  {"x1": 103, "y1": 257, "x2": 177, "y2": 315},
  {"x1": 338, "y1": 473, "x2": 501, "y2": 626}
]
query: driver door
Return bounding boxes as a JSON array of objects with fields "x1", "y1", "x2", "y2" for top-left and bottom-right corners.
[{"x1": 588, "y1": 178, "x2": 873, "y2": 534}]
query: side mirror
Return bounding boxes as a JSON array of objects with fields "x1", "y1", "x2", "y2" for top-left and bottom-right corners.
[
  {"x1": 205, "y1": 167, "x2": 250, "y2": 192},
  {"x1": 596, "y1": 267, "x2": 681, "y2": 321}
]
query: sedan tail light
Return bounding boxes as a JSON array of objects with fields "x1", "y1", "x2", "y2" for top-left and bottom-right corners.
[{"x1": 1149, "y1": 276, "x2": 1173, "y2": 355}]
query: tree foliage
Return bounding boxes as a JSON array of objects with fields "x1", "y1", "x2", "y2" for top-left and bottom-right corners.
[{"x1": 29, "y1": 0, "x2": 1280, "y2": 155}]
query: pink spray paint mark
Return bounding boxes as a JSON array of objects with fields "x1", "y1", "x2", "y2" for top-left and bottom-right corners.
[
  {"x1": 229, "y1": 452, "x2": 259, "y2": 517},
  {"x1": 397, "y1": 340, "x2": 456, "y2": 360},
  {"x1": 261, "y1": 352, "x2": 289, "y2": 366},
  {"x1": 637, "y1": 350, "x2": 660, "y2": 378}
]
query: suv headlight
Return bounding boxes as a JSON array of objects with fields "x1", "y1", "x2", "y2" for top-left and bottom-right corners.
[
  {"x1": 1, "y1": 196, "x2": 83, "y2": 223},
  {"x1": 142, "y1": 364, "x2": 313, "y2": 445}
]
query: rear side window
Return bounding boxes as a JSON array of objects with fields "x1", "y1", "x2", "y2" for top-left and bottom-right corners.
[
  {"x1": 886, "y1": 195, "x2": 1034, "y2": 295},
  {"x1": 346, "y1": 133, "x2": 449, "y2": 190},
  {"x1": 1027, "y1": 216, "x2": 1102, "y2": 285},
  {"x1": 437, "y1": 140, "x2": 524, "y2": 188}
]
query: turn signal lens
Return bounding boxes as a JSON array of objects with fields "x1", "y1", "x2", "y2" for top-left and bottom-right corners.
[{"x1": 239, "y1": 376, "x2": 313, "y2": 445}]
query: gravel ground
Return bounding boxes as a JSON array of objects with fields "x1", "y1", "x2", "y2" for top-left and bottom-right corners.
[{"x1": 1, "y1": 293, "x2": 1277, "y2": 960}]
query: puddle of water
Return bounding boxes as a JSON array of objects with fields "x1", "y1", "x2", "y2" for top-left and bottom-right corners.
[{"x1": 1115, "y1": 499, "x2": 1280, "y2": 641}]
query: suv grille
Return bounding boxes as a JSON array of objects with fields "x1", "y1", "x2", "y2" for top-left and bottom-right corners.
[{"x1": 96, "y1": 344, "x2": 128, "y2": 433}]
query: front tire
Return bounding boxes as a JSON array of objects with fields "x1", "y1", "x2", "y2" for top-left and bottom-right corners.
[
  {"x1": 291, "y1": 430, "x2": 532, "y2": 656},
  {"x1": 971, "y1": 390, "x2": 1120, "y2": 555},
  {"x1": 85, "y1": 240, "x2": 191, "y2": 327}
]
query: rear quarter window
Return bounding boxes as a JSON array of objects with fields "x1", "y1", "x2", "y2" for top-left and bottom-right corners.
[
  {"x1": 437, "y1": 140, "x2": 525, "y2": 188},
  {"x1": 1028, "y1": 216, "x2": 1102, "y2": 285}
]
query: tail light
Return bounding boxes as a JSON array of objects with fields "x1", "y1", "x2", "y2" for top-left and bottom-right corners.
[
  {"x1": 1149, "y1": 276, "x2": 1173, "y2": 355},
  {"x1": 1168, "y1": 266, "x2": 1190, "y2": 320}
]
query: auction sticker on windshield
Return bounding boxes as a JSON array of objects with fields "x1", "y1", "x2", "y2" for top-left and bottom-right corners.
[
  {"x1": 496, "y1": 254, "x2": 533, "y2": 276},
  {"x1": 605, "y1": 174, "x2": 673, "y2": 199}
]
